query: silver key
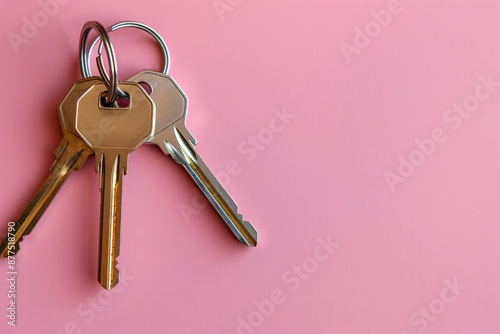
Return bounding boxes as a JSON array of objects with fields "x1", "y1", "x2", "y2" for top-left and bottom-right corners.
[
  {"x1": 75, "y1": 81, "x2": 155, "y2": 290},
  {"x1": 129, "y1": 70, "x2": 257, "y2": 247}
]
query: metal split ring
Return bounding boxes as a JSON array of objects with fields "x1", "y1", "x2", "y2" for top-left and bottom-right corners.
[
  {"x1": 79, "y1": 21, "x2": 119, "y2": 104},
  {"x1": 80, "y1": 21, "x2": 170, "y2": 101}
]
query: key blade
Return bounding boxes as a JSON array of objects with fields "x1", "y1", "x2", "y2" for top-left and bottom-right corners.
[
  {"x1": 164, "y1": 124, "x2": 257, "y2": 247},
  {"x1": 96, "y1": 151, "x2": 124, "y2": 290},
  {"x1": 0, "y1": 132, "x2": 92, "y2": 257}
]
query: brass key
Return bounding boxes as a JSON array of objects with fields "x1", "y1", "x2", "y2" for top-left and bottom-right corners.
[
  {"x1": 0, "y1": 78, "x2": 101, "y2": 257},
  {"x1": 75, "y1": 81, "x2": 155, "y2": 290}
]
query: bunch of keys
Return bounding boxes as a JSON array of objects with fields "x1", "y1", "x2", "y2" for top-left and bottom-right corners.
[{"x1": 0, "y1": 21, "x2": 258, "y2": 290}]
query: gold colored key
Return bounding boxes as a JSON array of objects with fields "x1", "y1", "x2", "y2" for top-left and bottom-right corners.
[
  {"x1": 0, "y1": 78, "x2": 101, "y2": 257},
  {"x1": 74, "y1": 81, "x2": 155, "y2": 290}
]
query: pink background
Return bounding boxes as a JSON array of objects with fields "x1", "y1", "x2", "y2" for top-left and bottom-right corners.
[{"x1": 1, "y1": 0, "x2": 500, "y2": 333}]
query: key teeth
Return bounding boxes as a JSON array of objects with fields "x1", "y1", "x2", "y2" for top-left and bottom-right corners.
[
  {"x1": 109, "y1": 268, "x2": 120, "y2": 290},
  {"x1": 235, "y1": 214, "x2": 258, "y2": 247},
  {"x1": 99, "y1": 265, "x2": 120, "y2": 290}
]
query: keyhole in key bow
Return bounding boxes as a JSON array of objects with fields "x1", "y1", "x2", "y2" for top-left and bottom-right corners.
[
  {"x1": 138, "y1": 81, "x2": 153, "y2": 95},
  {"x1": 100, "y1": 91, "x2": 131, "y2": 108}
]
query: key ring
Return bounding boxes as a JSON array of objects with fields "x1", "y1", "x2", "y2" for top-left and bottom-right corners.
[
  {"x1": 79, "y1": 21, "x2": 119, "y2": 104},
  {"x1": 81, "y1": 21, "x2": 170, "y2": 99}
]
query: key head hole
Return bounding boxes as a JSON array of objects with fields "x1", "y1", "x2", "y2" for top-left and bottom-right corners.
[
  {"x1": 139, "y1": 81, "x2": 153, "y2": 95},
  {"x1": 100, "y1": 91, "x2": 130, "y2": 108}
]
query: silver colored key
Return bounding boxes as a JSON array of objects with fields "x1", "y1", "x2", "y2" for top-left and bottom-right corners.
[
  {"x1": 0, "y1": 78, "x2": 101, "y2": 258},
  {"x1": 75, "y1": 81, "x2": 155, "y2": 290},
  {"x1": 129, "y1": 70, "x2": 257, "y2": 247}
]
